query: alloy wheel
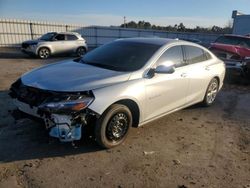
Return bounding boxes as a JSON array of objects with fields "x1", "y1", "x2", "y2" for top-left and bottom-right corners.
[
  {"x1": 39, "y1": 48, "x2": 50, "y2": 59},
  {"x1": 206, "y1": 80, "x2": 218, "y2": 104}
]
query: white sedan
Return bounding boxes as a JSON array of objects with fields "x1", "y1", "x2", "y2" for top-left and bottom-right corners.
[{"x1": 10, "y1": 38, "x2": 225, "y2": 148}]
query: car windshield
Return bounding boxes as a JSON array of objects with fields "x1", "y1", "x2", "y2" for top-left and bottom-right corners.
[
  {"x1": 40, "y1": 33, "x2": 56, "y2": 41},
  {"x1": 81, "y1": 41, "x2": 161, "y2": 72}
]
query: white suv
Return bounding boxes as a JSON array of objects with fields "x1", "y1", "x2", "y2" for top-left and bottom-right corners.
[{"x1": 21, "y1": 32, "x2": 88, "y2": 59}]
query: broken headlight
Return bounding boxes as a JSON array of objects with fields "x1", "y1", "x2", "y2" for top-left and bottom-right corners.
[{"x1": 39, "y1": 95, "x2": 94, "y2": 114}]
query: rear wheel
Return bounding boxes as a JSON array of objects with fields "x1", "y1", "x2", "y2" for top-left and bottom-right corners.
[
  {"x1": 76, "y1": 47, "x2": 86, "y2": 57},
  {"x1": 38, "y1": 47, "x2": 50, "y2": 59},
  {"x1": 201, "y1": 78, "x2": 219, "y2": 106},
  {"x1": 95, "y1": 104, "x2": 132, "y2": 148}
]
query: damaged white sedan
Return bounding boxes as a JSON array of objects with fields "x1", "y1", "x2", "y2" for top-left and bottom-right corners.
[{"x1": 9, "y1": 38, "x2": 225, "y2": 148}]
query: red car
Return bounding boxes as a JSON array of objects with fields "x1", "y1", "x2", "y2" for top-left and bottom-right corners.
[
  {"x1": 210, "y1": 35, "x2": 250, "y2": 60},
  {"x1": 210, "y1": 35, "x2": 250, "y2": 77}
]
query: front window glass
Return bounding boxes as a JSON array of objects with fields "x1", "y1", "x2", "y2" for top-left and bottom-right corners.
[
  {"x1": 40, "y1": 32, "x2": 56, "y2": 41},
  {"x1": 54, "y1": 34, "x2": 65, "y2": 41},
  {"x1": 156, "y1": 46, "x2": 184, "y2": 68}
]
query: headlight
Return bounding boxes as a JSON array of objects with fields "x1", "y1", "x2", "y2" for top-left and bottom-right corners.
[
  {"x1": 242, "y1": 61, "x2": 247, "y2": 66},
  {"x1": 39, "y1": 96, "x2": 94, "y2": 114}
]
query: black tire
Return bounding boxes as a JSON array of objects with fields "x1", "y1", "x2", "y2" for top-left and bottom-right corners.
[
  {"x1": 38, "y1": 47, "x2": 50, "y2": 59},
  {"x1": 95, "y1": 104, "x2": 132, "y2": 149},
  {"x1": 201, "y1": 78, "x2": 219, "y2": 107},
  {"x1": 76, "y1": 47, "x2": 86, "y2": 57}
]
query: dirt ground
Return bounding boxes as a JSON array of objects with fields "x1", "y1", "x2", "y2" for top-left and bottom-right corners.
[{"x1": 0, "y1": 48, "x2": 249, "y2": 188}]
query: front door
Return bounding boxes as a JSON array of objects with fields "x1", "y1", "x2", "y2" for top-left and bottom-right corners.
[
  {"x1": 52, "y1": 34, "x2": 69, "y2": 54},
  {"x1": 144, "y1": 45, "x2": 189, "y2": 121}
]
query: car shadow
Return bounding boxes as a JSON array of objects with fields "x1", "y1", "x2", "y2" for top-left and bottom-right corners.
[
  {"x1": 0, "y1": 90, "x2": 102, "y2": 163},
  {"x1": 224, "y1": 70, "x2": 250, "y2": 85},
  {"x1": 0, "y1": 47, "x2": 80, "y2": 60}
]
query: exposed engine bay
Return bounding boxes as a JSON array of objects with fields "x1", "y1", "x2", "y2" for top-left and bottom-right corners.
[{"x1": 9, "y1": 79, "x2": 99, "y2": 142}]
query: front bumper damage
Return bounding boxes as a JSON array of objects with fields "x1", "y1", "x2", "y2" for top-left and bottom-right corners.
[
  {"x1": 45, "y1": 114, "x2": 82, "y2": 142},
  {"x1": 9, "y1": 79, "x2": 98, "y2": 142}
]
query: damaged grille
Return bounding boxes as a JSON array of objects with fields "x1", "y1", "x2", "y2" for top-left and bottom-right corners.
[
  {"x1": 9, "y1": 79, "x2": 94, "y2": 108},
  {"x1": 9, "y1": 79, "x2": 54, "y2": 107}
]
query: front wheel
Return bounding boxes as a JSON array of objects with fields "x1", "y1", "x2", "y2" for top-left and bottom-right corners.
[
  {"x1": 201, "y1": 78, "x2": 219, "y2": 106},
  {"x1": 38, "y1": 47, "x2": 50, "y2": 59},
  {"x1": 95, "y1": 104, "x2": 132, "y2": 148}
]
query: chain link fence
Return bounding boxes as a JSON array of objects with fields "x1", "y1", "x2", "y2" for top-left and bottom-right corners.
[{"x1": 0, "y1": 18, "x2": 220, "y2": 48}]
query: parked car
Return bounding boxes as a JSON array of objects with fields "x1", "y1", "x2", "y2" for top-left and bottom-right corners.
[
  {"x1": 10, "y1": 38, "x2": 225, "y2": 148},
  {"x1": 210, "y1": 34, "x2": 250, "y2": 77},
  {"x1": 21, "y1": 32, "x2": 88, "y2": 59}
]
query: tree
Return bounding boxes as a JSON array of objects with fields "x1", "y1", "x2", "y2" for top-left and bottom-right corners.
[
  {"x1": 127, "y1": 21, "x2": 137, "y2": 28},
  {"x1": 138, "y1": 21, "x2": 145, "y2": 29},
  {"x1": 119, "y1": 19, "x2": 233, "y2": 34},
  {"x1": 177, "y1": 23, "x2": 186, "y2": 32},
  {"x1": 144, "y1": 22, "x2": 151, "y2": 29}
]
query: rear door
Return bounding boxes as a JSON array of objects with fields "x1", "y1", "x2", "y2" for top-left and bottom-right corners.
[
  {"x1": 183, "y1": 45, "x2": 213, "y2": 104},
  {"x1": 65, "y1": 34, "x2": 79, "y2": 53}
]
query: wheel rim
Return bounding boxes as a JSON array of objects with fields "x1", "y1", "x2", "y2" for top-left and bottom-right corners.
[
  {"x1": 39, "y1": 48, "x2": 49, "y2": 58},
  {"x1": 106, "y1": 113, "x2": 129, "y2": 142},
  {"x1": 77, "y1": 48, "x2": 85, "y2": 56},
  {"x1": 206, "y1": 80, "x2": 218, "y2": 104}
]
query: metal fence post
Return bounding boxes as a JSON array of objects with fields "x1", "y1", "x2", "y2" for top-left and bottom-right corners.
[
  {"x1": 95, "y1": 27, "x2": 98, "y2": 47},
  {"x1": 119, "y1": 28, "x2": 121, "y2": 38},
  {"x1": 29, "y1": 22, "x2": 34, "y2": 40}
]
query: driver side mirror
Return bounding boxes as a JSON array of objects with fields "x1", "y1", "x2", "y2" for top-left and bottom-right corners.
[{"x1": 155, "y1": 61, "x2": 175, "y2": 74}]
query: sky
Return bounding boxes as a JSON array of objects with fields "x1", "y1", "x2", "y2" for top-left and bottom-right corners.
[{"x1": 0, "y1": 0, "x2": 250, "y2": 28}]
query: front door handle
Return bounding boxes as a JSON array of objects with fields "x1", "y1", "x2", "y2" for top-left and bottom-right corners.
[
  {"x1": 181, "y1": 73, "x2": 187, "y2": 78},
  {"x1": 205, "y1": 66, "x2": 210, "y2": 71}
]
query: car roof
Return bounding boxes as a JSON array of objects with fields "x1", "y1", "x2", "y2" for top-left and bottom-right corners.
[
  {"x1": 116, "y1": 37, "x2": 179, "y2": 46},
  {"x1": 56, "y1": 32, "x2": 81, "y2": 36}
]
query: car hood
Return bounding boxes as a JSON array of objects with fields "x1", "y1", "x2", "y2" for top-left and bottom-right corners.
[
  {"x1": 22, "y1": 40, "x2": 40, "y2": 45},
  {"x1": 21, "y1": 60, "x2": 131, "y2": 92}
]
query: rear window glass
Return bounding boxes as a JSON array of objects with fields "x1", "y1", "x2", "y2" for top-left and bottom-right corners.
[
  {"x1": 215, "y1": 36, "x2": 250, "y2": 48},
  {"x1": 215, "y1": 36, "x2": 240, "y2": 45},
  {"x1": 184, "y1": 45, "x2": 207, "y2": 64},
  {"x1": 204, "y1": 50, "x2": 212, "y2": 60},
  {"x1": 67, "y1": 35, "x2": 78, "y2": 40}
]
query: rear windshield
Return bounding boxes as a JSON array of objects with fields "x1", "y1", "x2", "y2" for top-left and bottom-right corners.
[
  {"x1": 215, "y1": 36, "x2": 250, "y2": 48},
  {"x1": 81, "y1": 41, "x2": 161, "y2": 72}
]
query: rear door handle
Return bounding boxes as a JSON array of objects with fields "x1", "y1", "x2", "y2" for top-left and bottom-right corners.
[{"x1": 181, "y1": 73, "x2": 187, "y2": 78}]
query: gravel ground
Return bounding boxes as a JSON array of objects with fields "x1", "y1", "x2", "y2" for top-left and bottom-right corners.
[{"x1": 0, "y1": 48, "x2": 249, "y2": 188}]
